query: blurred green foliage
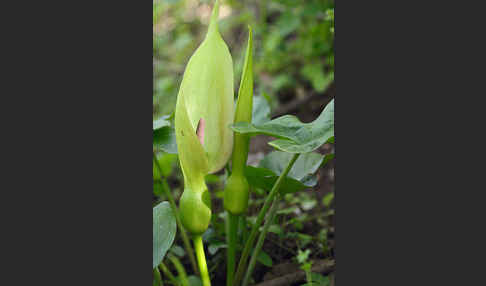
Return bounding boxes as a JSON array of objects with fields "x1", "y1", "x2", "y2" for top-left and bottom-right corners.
[{"x1": 153, "y1": 0, "x2": 334, "y2": 118}]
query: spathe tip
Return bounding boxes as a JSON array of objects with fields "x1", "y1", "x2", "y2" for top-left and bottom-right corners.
[{"x1": 207, "y1": 0, "x2": 220, "y2": 36}]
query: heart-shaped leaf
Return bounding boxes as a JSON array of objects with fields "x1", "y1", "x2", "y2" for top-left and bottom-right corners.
[
  {"x1": 259, "y1": 151, "x2": 325, "y2": 180},
  {"x1": 153, "y1": 201, "x2": 176, "y2": 268},
  {"x1": 244, "y1": 166, "x2": 312, "y2": 195},
  {"x1": 244, "y1": 151, "x2": 331, "y2": 195},
  {"x1": 231, "y1": 99, "x2": 334, "y2": 153}
]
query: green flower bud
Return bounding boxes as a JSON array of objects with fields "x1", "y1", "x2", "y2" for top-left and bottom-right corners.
[
  {"x1": 224, "y1": 27, "x2": 253, "y2": 215},
  {"x1": 175, "y1": 0, "x2": 234, "y2": 234},
  {"x1": 175, "y1": 0, "x2": 234, "y2": 175},
  {"x1": 179, "y1": 186, "x2": 212, "y2": 235},
  {"x1": 223, "y1": 171, "x2": 249, "y2": 214}
]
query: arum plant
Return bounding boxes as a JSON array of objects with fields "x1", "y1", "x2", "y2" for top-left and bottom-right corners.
[
  {"x1": 174, "y1": 0, "x2": 233, "y2": 285},
  {"x1": 231, "y1": 99, "x2": 335, "y2": 286},
  {"x1": 224, "y1": 26, "x2": 253, "y2": 286},
  {"x1": 156, "y1": 1, "x2": 334, "y2": 285}
]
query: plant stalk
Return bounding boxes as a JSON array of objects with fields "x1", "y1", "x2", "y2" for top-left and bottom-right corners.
[
  {"x1": 304, "y1": 266, "x2": 313, "y2": 286},
  {"x1": 242, "y1": 195, "x2": 280, "y2": 286},
  {"x1": 226, "y1": 212, "x2": 239, "y2": 286},
  {"x1": 153, "y1": 267, "x2": 163, "y2": 286},
  {"x1": 233, "y1": 153, "x2": 300, "y2": 286},
  {"x1": 159, "y1": 262, "x2": 179, "y2": 286},
  {"x1": 194, "y1": 235, "x2": 212, "y2": 286},
  {"x1": 239, "y1": 215, "x2": 248, "y2": 245},
  {"x1": 169, "y1": 255, "x2": 189, "y2": 286},
  {"x1": 153, "y1": 152, "x2": 199, "y2": 275}
]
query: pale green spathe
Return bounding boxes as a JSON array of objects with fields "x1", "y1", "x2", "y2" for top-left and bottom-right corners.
[
  {"x1": 175, "y1": 0, "x2": 234, "y2": 176},
  {"x1": 174, "y1": 0, "x2": 233, "y2": 234}
]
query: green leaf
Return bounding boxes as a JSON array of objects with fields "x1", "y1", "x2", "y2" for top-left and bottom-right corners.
[
  {"x1": 153, "y1": 115, "x2": 178, "y2": 154},
  {"x1": 187, "y1": 275, "x2": 203, "y2": 286},
  {"x1": 231, "y1": 99, "x2": 334, "y2": 153},
  {"x1": 153, "y1": 153, "x2": 178, "y2": 179},
  {"x1": 322, "y1": 192, "x2": 334, "y2": 208},
  {"x1": 310, "y1": 273, "x2": 330, "y2": 286},
  {"x1": 301, "y1": 261, "x2": 312, "y2": 272},
  {"x1": 245, "y1": 151, "x2": 323, "y2": 195},
  {"x1": 153, "y1": 267, "x2": 163, "y2": 286},
  {"x1": 268, "y1": 224, "x2": 283, "y2": 235},
  {"x1": 260, "y1": 151, "x2": 324, "y2": 181},
  {"x1": 301, "y1": 175, "x2": 318, "y2": 189},
  {"x1": 202, "y1": 228, "x2": 215, "y2": 242},
  {"x1": 252, "y1": 95, "x2": 271, "y2": 125},
  {"x1": 245, "y1": 166, "x2": 315, "y2": 195},
  {"x1": 297, "y1": 249, "x2": 311, "y2": 264},
  {"x1": 257, "y1": 250, "x2": 273, "y2": 267},
  {"x1": 321, "y1": 153, "x2": 334, "y2": 167},
  {"x1": 169, "y1": 245, "x2": 186, "y2": 257},
  {"x1": 153, "y1": 115, "x2": 171, "y2": 130},
  {"x1": 208, "y1": 241, "x2": 226, "y2": 255},
  {"x1": 153, "y1": 202, "x2": 177, "y2": 268},
  {"x1": 301, "y1": 198, "x2": 317, "y2": 211},
  {"x1": 301, "y1": 274, "x2": 331, "y2": 286},
  {"x1": 153, "y1": 126, "x2": 178, "y2": 154},
  {"x1": 153, "y1": 181, "x2": 164, "y2": 196}
]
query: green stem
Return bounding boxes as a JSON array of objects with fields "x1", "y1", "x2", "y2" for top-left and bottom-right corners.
[
  {"x1": 242, "y1": 195, "x2": 279, "y2": 286},
  {"x1": 225, "y1": 162, "x2": 232, "y2": 176},
  {"x1": 226, "y1": 212, "x2": 239, "y2": 286},
  {"x1": 159, "y1": 262, "x2": 179, "y2": 286},
  {"x1": 233, "y1": 153, "x2": 300, "y2": 286},
  {"x1": 194, "y1": 235, "x2": 211, "y2": 286},
  {"x1": 169, "y1": 255, "x2": 189, "y2": 286},
  {"x1": 153, "y1": 152, "x2": 199, "y2": 275},
  {"x1": 153, "y1": 267, "x2": 163, "y2": 286},
  {"x1": 239, "y1": 215, "x2": 248, "y2": 245},
  {"x1": 305, "y1": 266, "x2": 313, "y2": 286}
]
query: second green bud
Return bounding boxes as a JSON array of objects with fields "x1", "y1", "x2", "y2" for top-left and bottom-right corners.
[{"x1": 224, "y1": 172, "x2": 249, "y2": 215}]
